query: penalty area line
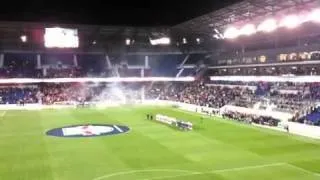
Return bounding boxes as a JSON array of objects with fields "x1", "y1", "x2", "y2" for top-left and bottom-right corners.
[
  {"x1": 0, "y1": 111, "x2": 6, "y2": 118},
  {"x1": 211, "y1": 162, "x2": 286, "y2": 173},
  {"x1": 92, "y1": 162, "x2": 286, "y2": 180},
  {"x1": 113, "y1": 125, "x2": 123, "y2": 133},
  {"x1": 142, "y1": 163, "x2": 286, "y2": 180},
  {"x1": 285, "y1": 163, "x2": 320, "y2": 177}
]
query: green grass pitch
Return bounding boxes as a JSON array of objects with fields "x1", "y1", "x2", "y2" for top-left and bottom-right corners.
[{"x1": 0, "y1": 106, "x2": 319, "y2": 180}]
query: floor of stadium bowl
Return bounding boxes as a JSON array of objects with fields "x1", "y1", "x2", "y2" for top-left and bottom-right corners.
[{"x1": 0, "y1": 106, "x2": 319, "y2": 180}]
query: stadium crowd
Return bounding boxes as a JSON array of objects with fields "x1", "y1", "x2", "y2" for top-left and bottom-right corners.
[
  {"x1": 0, "y1": 81, "x2": 319, "y2": 109},
  {"x1": 0, "y1": 81, "x2": 319, "y2": 125},
  {"x1": 156, "y1": 82, "x2": 254, "y2": 109}
]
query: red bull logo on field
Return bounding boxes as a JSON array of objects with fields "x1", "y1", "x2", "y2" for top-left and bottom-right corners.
[{"x1": 46, "y1": 124, "x2": 130, "y2": 138}]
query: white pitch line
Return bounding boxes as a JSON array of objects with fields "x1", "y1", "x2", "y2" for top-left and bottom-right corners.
[
  {"x1": 142, "y1": 163, "x2": 286, "y2": 180},
  {"x1": 93, "y1": 169, "x2": 197, "y2": 180},
  {"x1": 211, "y1": 162, "x2": 286, "y2": 173},
  {"x1": 285, "y1": 163, "x2": 320, "y2": 177},
  {"x1": 0, "y1": 111, "x2": 6, "y2": 117},
  {"x1": 92, "y1": 162, "x2": 285, "y2": 180},
  {"x1": 113, "y1": 125, "x2": 123, "y2": 133},
  {"x1": 140, "y1": 172, "x2": 201, "y2": 180}
]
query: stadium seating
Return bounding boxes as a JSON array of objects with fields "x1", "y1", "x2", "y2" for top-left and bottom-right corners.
[
  {"x1": 0, "y1": 87, "x2": 37, "y2": 104},
  {"x1": 0, "y1": 50, "x2": 320, "y2": 128},
  {"x1": 148, "y1": 55, "x2": 185, "y2": 77},
  {"x1": 0, "y1": 79, "x2": 318, "y2": 127}
]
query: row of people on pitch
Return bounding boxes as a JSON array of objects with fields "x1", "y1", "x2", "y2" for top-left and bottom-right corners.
[{"x1": 222, "y1": 111, "x2": 280, "y2": 127}]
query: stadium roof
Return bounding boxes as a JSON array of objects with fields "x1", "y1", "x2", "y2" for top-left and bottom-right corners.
[
  {"x1": 1, "y1": 0, "x2": 319, "y2": 54},
  {"x1": 173, "y1": 0, "x2": 320, "y2": 35},
  {"x1": 0, "y1": 0, "x2": 239, "y2": 27},
  {"x1": 0, "y1": 21, "x2": 210, "y2": 54}
]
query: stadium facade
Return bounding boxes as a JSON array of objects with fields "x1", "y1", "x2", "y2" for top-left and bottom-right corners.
[{"x1": 1, "y1": 1, "x2": 320, "y2": 180}]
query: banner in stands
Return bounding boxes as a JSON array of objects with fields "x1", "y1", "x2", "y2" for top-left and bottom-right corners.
[
  {"x1": 210, "y1": 76, "x2": 320, "y2": 83},
  {"x1": 0, "y1": 77, "x2": 194, "y2": 84},
  {"x1": 206, "y1": 84, "x2": 257, "y2": 91}
]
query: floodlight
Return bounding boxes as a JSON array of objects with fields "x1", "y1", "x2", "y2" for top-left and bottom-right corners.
[
  {"x1": 281, "y1": 15, "x2": 301, "y2": 28},
  {"x1": 223, "y1": 27, "x2": 239, "y2": 39},
  {"x1": 160, "y1": 37, "x2": 170, "y2": 44},
  {"x1": 125, "y1": 38, "x2": 131, "y2": 45},
  {"x1": 196, "y1": 38, "x2": 200, "y2": 44},
  {"x1": 308, "y1": 9, "x2": 320, "y2": 23},
  {"x1": 20, "y1": 35, "x2": 27, "y2": 42},
  {"x1": 257, "y1": 19, "x2": 277, "y2": 32},
  {"x1": 213, "y1": 34, "x2": 220, "y2": 39},
  {"x1": 240, "y1": 24, "x2": 256, "y2": 36},
  {"x1": 214, "y1": 28, "x2": 220, "y2": 34},
  {"x1": 182, "y1": 38, "x2": 187, "y2": 44}
]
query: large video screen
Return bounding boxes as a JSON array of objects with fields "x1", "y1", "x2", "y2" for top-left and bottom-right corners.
[{"x1": 44, "y1": 27, "x2": 79, "y2": 48}]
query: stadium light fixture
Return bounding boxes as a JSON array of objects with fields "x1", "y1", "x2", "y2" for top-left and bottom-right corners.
[
  {"x1": 20, "y1": 35, "x2": 27, "y2": 43},
  {"x1": 309, "y1": 9, "x2": 320, "y2": 23},
  {"x1": 125, "y1": 38, "x2": 131, "y2": 45},
  {"x1": 240, "y1": 24, "x2": 256, "y2": 36},
  {"x1": 150, "y1": 37, "x2": 171, "y2": 45},
  {"x1": 280, "y1": 15, "x2": 301, "y2": 28},
  {"x1": 213, "y1": 34, "x2": 220, "y2": 39},
  {"x1": 257, "y1": 19, "x2": 277, "y2": 33},
  {"x1": 92, "y1": 40, "x2": 97, "y2": 45},
  {"x1": 196, "y1": 38, "x2": 200, "y2": 44},
  {"x1": 223, "y1": 27, "x2": 239, "y2": 39},
  {"x1": 182, "y1": 38, "x2": 187, "y2": 44}
]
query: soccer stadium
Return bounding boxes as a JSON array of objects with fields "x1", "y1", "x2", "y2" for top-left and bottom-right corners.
[{"x1": 1, "y1": 0, "x2": 320, "y2": 180}]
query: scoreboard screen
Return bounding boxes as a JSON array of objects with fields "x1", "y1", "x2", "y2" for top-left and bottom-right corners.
[{"x1": 44, "y1": 27, "x2": 79, "y2": 48}]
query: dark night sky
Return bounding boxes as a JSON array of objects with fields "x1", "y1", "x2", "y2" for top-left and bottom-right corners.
[{"x1": 0, "y1": 0, "x2": 240, "y2": 26}]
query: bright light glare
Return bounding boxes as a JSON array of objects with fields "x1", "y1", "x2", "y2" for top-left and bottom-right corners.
[
  {"x1": 150, "y1": 37, "x2": 171, "y2": 45},
  {"x1": 20, "y1": 35, "x2": 27, "y2": 42},
  {"x1": 281, "y1": 15, "x2": 301, "y2": 28},
  {"x1": 196, "y1": 38, "x2": 200, "y2": 44},
  {"x1": 213, "y1": 34, "x2": 220, "y2": 39},
  {"x1": 219, "y1": 8, "x2": 320, "y2": 38},
  {"x1": 240, "y1": 24, "x2": 256, "y2": 36},
  {"x1": 308, "y1": 9, "x2": 320, "y2": 22},
  {"x1": 182, "y1": 38, "x2": 187, "y2": 44},
  {"x1": 126, "y1": 38, "x2": 131, "y2": 45},
  {"x1": 44, "y1": 27, "x2": 79, "y2": 48},
  {"x1": 224, "y1": 27, "x2": 239, "y2": 39},
  {"x1": 257, "y1": 19, "x2": 277, "y2": 32}
]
